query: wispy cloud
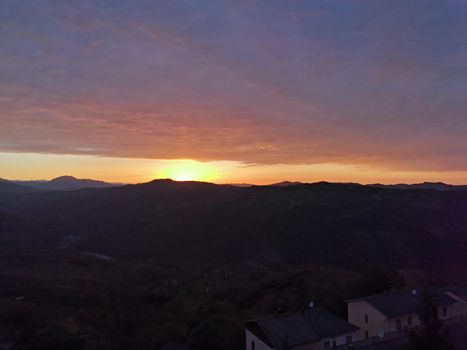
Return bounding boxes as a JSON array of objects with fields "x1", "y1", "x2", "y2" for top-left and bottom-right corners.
[{"x1": 1, "y1": 0, "x2": 466, "y2": 172}]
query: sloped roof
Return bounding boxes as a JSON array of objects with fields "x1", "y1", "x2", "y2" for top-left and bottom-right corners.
[
  {"x1": 246, "y1": 308, "x2": 359, "y2": 348},
  {"x1": 348, "y1": 289, "x2": 457, "y2": 318},
  {"x1": 443, "y1": 286, "x2": 467, "y2": 301}
]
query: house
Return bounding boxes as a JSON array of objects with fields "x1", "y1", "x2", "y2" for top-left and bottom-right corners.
[
  {"x1": 245, "y1": 307, "x2": 359, "y2": 350},
  {"x1": 443, "y1": 286, "x2": 467, "y2": 318},
  {"x1": 346, "y1": 288, "x2": 459, "y2": 339},
  {"x1": 336, "y1": 315, "x2": 467, "y2": 350}
]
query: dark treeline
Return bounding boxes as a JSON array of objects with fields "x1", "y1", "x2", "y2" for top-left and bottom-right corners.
[
  {"x1": 1, "y1": 261, "x2": 408, "y2": 350},
  {"x1": 0, "y1": 180, "x2": 466, "y2": 349}
]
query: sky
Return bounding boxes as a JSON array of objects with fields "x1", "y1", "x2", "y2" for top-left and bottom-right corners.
[{"x1": 1, "y1": 0, "x2": 467, "y2": 184}]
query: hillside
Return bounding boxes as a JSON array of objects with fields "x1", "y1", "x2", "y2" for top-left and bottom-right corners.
[
  {"x1": 0, "y1": 180, "x2": 42, "y2": 194},
  {"x1": 12, "y1": 175, "x2": 120, "y2": 191},
  {"x1": 370, "y1": 182, "x2": 467, "y2": 191},
  {"x1": 0, "y1": 180, "x2": 466, "y2": 349},
  {"x1": 0, "y1": 179, "x2": 466, "y2": 269}
]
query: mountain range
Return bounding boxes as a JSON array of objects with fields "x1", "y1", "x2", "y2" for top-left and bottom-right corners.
[
  {"x1": 1, "y1": 175, "x2": 120, "y2": 191},
  {"x1": 369, "y1": 182, "x2": 467, "y2": 191},
  {"x1": 0, "y1": 178, "x2": 466, "y2": 270},
  {"x1": 2, "y1": 175, "x2": 467, "y2": 192}
]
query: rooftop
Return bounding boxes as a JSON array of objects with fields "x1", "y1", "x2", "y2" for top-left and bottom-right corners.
[
  {"x1": 246, "y1": 308, "x2": 359, "y2": 348},
  {"x1": 443, "y1": 286, "x2": 467, "y2": 301},
  {"x1": 347, "y1": 289, "x2": 457, "y2": 318}
]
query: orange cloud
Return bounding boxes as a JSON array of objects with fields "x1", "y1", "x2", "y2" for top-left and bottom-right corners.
[{"x1": 1, "y1": 0, "x2": 466, "y2": 176}]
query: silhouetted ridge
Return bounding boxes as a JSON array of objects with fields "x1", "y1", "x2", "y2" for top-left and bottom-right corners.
[
  {"x1": 370, "y1": 182, "x2": 467, "y2": 191},
  {"x1": 49, "y1": 175, "x2": 78, "y2": 182},
  {"x1": 0, "y1": 181, "x2": 465, "y2": 269},
  {"x1": 0, "y1": 181, "x2": 41, "y2": 194},
  {"x1": 11, "y1": 175, "x2": 120, "y2": 191},
  {"x1": 270, "y1": 181, "x2": 304, "y2": 187},
  {"x1": 138, "y1": 178, "x2": 230, "y2": 189}
]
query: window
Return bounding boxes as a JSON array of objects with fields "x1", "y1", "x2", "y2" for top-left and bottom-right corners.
[
  {"x1": 324, "y1": 340, "x2": 331, "y2": 348},
  {"x1": 365, "y1": 314, "x2": 368, "y2": 323},
  {"x1": 365, "y1": 331, "x2": 369, "y2": 339},
  {"x1": 346, "y1": 335, "x2": 353, "y2": 344},
  {"x1": 407, "y1": 316, "x2": 412, "y2": 326},
  {"x1": 251, "y1": 340, "x2": 255, "y2": 350},
  {"x1": 396, "y1": 319, "x2": 402, "y2": 331},
  {"x1": 443, "y1": 307, "x2": 447, "y2": 317}
]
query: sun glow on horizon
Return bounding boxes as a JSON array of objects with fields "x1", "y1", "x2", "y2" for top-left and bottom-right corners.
[
  {"x1": 156, "y1": 159, "x2": 220, "y2": 182},
  {"x1": 1, "y1": 152, "x2": 467, "y2": 185}
]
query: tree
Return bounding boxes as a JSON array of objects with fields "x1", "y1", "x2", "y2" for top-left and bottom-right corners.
[
  {"x1": 31, "y1": 324, "x2": 84, "y2": 350},
  {"x1": 408, "y1": 292, "x2": 452, "y2": 350},
  {"x1": 189, "y1": 321, "x2": 228, "y2": 350}
]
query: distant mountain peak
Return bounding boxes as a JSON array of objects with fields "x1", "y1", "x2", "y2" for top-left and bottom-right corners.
[
  {"x1": 148, "y1": 178, "x2": 176, "y2": 184},
  {"x1": 147, "y1": 178, "x2": 216, "y2": 185},
  {"x1": 270, "y1": 181, "x2": 304, "y2": 187},
  {"x1": 50, "y1": 175, "x2": 78, "y2": 182},
  {"x1": 8, "y1": 176, "x2": 121, "y2": 191},
  {"x1": 369, "y1": 182, "x2": 467, "y2": 191}
]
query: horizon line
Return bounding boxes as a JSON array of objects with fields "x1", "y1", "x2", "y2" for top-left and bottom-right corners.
[{"x1": 2, "y1": 176, "x2": 466, "y2": 188}]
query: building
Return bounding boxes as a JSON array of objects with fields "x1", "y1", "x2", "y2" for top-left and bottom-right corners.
[
  {"x1": 245, "y1": 287, "x2": 467, "y2": 350},
  {"x1": 443, "y1": 286, "x2": 467, "y2": 317},
  {"x1": 336, "y1": 315, "x2": 467, "y2": 350},
  {"x1": 159, "y1": 343, "x2": 193, "y2": 350},
  {"x1": 245, "y1": 307, "x2": 359, "y2": 350},
  {"x1": 346, "y1": 288, "x2": 459, "y2": 339}
]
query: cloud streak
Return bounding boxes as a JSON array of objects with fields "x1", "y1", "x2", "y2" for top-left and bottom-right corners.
[{"x1": 1, "y1": 0, "x2": 467, "y2": 172}]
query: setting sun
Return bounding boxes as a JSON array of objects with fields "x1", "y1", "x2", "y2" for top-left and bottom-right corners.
[
  {"x1": 156, "y1": 160, "x2": 219, "y2": 182},
  {"x1": 171, "y1": 170, "x2": 196, "y2": 182}
]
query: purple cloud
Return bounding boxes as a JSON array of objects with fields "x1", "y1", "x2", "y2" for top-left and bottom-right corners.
[{"x1": 1, "y1": 0, "x2": 466, "y2": 171}]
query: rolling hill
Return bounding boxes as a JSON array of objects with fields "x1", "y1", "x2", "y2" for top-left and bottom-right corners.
[
  {"x1": 0, "y1": 179, "x2": 466, "y2": 349},
  {"x1": 12, "y1": 175, "x2": 121, "y2": 191},
  {"x1": 0, "y1": 179, "x2": 465, "y2": 269},
  {"x1": 0, "y1": 179, "x2": 43, "y2": 194},
  {"x1": 370, "y1": 182, "x2": 467, "y2": 191}
]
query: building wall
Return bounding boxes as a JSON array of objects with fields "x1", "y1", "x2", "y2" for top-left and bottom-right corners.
[
  {"x1": 386, "y1": 302, "x2": 460, "y2": 333},
  {"x1": 292, "y1": 332, "x2": 356, "y2": 350},
  {"x1": 444, "y1": 292, "x2": 467, "y2": 318},
  {"x1": 347, "y1": 301, "x2": 388, "y2": 339},
  {"x1": 386, "y1": 313, "x2": 420, "y2": 333},
  {"x1": 350, "y1": 300, "x2": 460, "y2": 339},
  {"x1": 438, "y1": 303, "x2": 459, "y2": 320},
  {"x1": 291, "y1": 341, "x2": 321, "y2": 350},
  {"x1": 246, "y1": 329, "x2": 357, "y2": 350},
  {"x1": 245, "y1": 329, "x2": 273, "y2": 350}
]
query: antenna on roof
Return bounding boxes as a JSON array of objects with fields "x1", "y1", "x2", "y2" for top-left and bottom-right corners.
[{"x1": 308, "y1": 301, "x2": 314, "y2": 309}]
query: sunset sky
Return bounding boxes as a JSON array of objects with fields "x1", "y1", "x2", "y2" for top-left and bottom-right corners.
[{"x1": 1, "y1": 0, "x2": 467, "y2": 184}]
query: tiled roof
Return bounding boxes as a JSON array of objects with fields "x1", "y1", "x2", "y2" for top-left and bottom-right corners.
[
  {"x1": 348, "y1": 289, "x2": 457, "y2": 318},
  {"x1": 246, "y1": 308, "x2": 359, "y2": 348}
]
